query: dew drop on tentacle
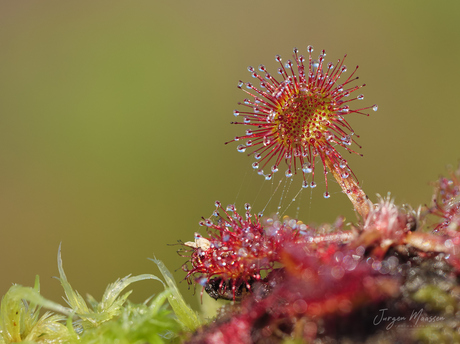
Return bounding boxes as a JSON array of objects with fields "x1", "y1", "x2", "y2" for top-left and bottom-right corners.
[
  {"x1": 233, "y1": 110, "x2": 239, "y2": 117},
  {"x1": 302, "y1": 163, "x2": 312, "y2": 173},
  {"x1": 302, "y1": 181, "x2": 309, "y2": 188},
  {"x1": 373, "y1": 104, "x2": 378, "y2": 111},
  {"x1": 198, "y1": 277, "x2": 208, "y2": 287},
  {"x1": 323, "y1": 192, "x2": 330, "y2": 199},
  {"x1": 254, "y1": 153, "x2": 262, "y2": 160},
  {"x1": 263, "y1": 136, "x2": 272, "y2": 146},
  {"x1": 310, "y1": 181, "x2": 317, "y2": 188},
  {"x1": 285, "y1": 169, "x2": 293, "y2": 178},
  {"x1": 252, "y1": 162, "x2": 259, "y2": 169},
  {"x1": 265, "y1": 174, "x2": 272, "y2": 181},
  {"x1": 357, "y1": 94, "x2": 364, "y2": 100},
  {"x1": 325, "y1": 132, "x2": 334, "y2": 142},
  {"x1": 215, "y1": 200, "x2": 221, "y2": 208},
  {"x1": 237, "y1": 145, "x2": 246, "y2": 153},
  {"x1": 238, "y1": 247, "x2": 249, "y2": 257}
]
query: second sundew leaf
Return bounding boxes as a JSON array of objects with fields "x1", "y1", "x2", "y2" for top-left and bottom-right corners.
[{"x1": 150, "y1": 257, "x2": 201, "y2": 331}]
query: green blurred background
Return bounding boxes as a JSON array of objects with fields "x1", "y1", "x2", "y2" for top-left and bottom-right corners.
[{"x1": 1, "y1": 0, "x2": 459, "y2": 311}]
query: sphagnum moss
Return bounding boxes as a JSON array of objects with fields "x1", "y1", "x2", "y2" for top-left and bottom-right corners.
[{"x1": 0, "y1": 247, "x2": 198, "y2": 343}]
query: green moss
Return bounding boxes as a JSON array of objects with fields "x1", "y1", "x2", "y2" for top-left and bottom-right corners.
[
  {"x1": 0, "y1": 276, "x2": 73, "y2": 344},
  {"x1": 415, "y1": 324, "x2": 460, "y2": 344},
  {"x1": 0, "y1": 248, "x2": 199, "y2": 343},
  {"x1": 151, "y1": 257, "x2": 201, "y2": 331},
  {"x1": 79, "y1": 291, "x2": 180, "y2": 344},
  {"x1": 411, "y1": 285, "x2": 457, "y2": 313}
]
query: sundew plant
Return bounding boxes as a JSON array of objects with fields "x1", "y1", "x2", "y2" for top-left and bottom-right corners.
[{"x1": 3, "y1": 45, "x2": 460, "y2": 344}]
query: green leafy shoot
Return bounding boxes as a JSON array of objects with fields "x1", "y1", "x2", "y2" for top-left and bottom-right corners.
[
  {"x1": 0, "y1": 248, "x2": 196, "y2": 343},
  {"x1": 79, "y1": 290, "x2": 180, "y2": 344},
  {"x1": 150, "y1": 257, "x2": 201, "y2": 331},
  {"x1": 0, "y1": 276, "x2": 72, "y2": 344},
  {"x1": 57, "y1": 244, "x2": 164, "y2": 330}
]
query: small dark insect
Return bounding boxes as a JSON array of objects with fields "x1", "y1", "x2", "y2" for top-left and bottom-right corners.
[
  {"x1": 204, "y1": 269, "x2": 286, "y2": 301},
  {"x1": 204, "y1": 277, "x2": 253, "y2": 301}
]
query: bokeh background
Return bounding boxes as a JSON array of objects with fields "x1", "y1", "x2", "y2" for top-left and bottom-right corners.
[{"x1": 1, "y1": 0, "x2": 459, "y2": 311}]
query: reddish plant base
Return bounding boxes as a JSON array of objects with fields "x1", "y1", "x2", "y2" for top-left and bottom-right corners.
[{"x1": 180, "y1": 167, "x2": 460, "y2": 343}]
